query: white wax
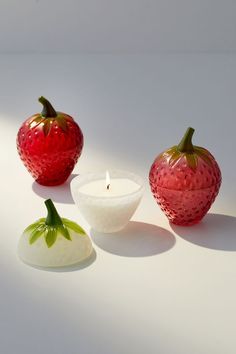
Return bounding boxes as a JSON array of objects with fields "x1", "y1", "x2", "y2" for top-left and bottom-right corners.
[
  {"x1": 79, "y1": 178, "x2": 140, "y2": 197},
  {"x1": 18, "y1": 230, "x2": 93, "y2": 268},
  {"x1": 71, "y1": 171, "x2": 144, "y2": 233}
]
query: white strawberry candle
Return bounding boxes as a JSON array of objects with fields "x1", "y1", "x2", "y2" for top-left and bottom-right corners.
[{"x1": 71, "y1": 171, "x2": 144, "y2": 233}]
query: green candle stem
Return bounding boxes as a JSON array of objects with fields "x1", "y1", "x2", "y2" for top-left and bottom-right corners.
[
  {"x1": 45, "y1": 199, "x2": 63, "y2": 226},
  {"x1": 39, "y1": 96, "x2": 57, "y2": 118},
  {"x1": 178, "y1": 127, "x2": 195, "y2": 153}
]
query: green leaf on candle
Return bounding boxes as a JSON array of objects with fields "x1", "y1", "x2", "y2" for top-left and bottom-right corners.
[
  {"x1": 44, "y1": 227, "x2": 57, "y2": 248},
  {"x1": 59, "y1": 224, "x2": 71, "y2": 241},
  {"x1": 25, "y1": 218, "x2": 45, "y2": 233},
  {"x1": 29, "y1": 224, "x2": 46, "y2": 245},
  {"x1": 24, "y1": 200, "x2": 87, "y2": 248},
  {"x1": 62, "y1": 218, "x2": 86, "y2": 235}
]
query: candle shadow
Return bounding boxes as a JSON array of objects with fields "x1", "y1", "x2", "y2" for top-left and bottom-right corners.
[
  {"x1": 20, "y1": 249, "x2": 97, "y2": 272},
  {"x1": 90, "y1": 221, "x2": 175, "y2": 257},
  {"x1": 32, "y1": 174, "x2": 78, "y2": 204},
  {"x1": 170, "y1": 213, "x2": 236, "y2": 251}
]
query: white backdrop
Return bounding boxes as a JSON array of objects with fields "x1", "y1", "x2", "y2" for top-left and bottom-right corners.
[
  {"x1": 0, "y1": 2, "x2": 236, "y2": 354},
  {"x1": 0, "y1": 0, "x2": 236, "y2": 53}
]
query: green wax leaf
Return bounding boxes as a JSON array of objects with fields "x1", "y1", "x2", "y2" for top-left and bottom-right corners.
[
  {"x1": 62, "y1": 218, "x2": 86, "y2": 235},
  {"x1": 32, "y1": 116, "x2": 44, "y2": 124},
  {"x1": 195, "y1": 147, "x2": 212, "y2": 166},
  {"x1": 57, "y1": 116, "x2": 68, "y2": 132},
  {"x1": 29, "y1": 116, "x2": 45, "y2": 129},
  {"x1": 43, "y1": 119, "x2": 52, "y2": 136},
  {"x1": 169, "y1": 150, "x2": 182, "y2": 166},
  {"x1": 29, "y1": 224, "x2": 46, "y2": 245},
  {"x1": 185, "y1": 154, "x2": 198, "y2": 171},
  {"x1": 59, "y1": 225, "x2": 71, "y2": 241},
  {"x1": 25, "y1": 218, "x2": 45, "y2": 233},
  {"x1": 164, "y1": 147, "x2": 175, "y2": 154},
  {"x1": 45, "y1": 227, "x2": 57, "y2": 248}
]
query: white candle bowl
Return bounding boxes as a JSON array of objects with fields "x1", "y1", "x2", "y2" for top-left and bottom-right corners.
[{"x1": 70, "y1": 170, "x2": 144, "y2": 233}]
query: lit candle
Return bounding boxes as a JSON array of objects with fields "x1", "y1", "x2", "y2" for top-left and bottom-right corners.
[
  {"x1": 106, "y1": 170, "x2": 110, "y2": 190},
  {"x1": 71, "y1": 170, "x2": 144, "y2": 233}
]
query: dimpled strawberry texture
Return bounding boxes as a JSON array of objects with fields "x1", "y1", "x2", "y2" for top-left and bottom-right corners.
[
  {"x1": 149, "y1": 151, "x2": 221, "y2": 225},
  {"x1": 17, "y1": 113, "x2": 83, "y2": 186}
]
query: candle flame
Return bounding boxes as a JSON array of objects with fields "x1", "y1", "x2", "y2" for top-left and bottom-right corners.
[{"x1": 106, "y1": 170, "x2": 110, "y2": 190}]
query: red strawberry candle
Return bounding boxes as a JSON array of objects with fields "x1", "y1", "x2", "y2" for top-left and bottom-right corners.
[
  {"x1": 17, "y1": 97, "x2": 83, "y2": 186},
  {"x1": 149, "y1": 127, "x2": 222, "y2": 226}
]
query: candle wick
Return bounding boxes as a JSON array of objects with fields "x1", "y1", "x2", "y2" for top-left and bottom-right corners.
[{"x1": 107, "y1": 184, "x2": 110, "y2": 190}]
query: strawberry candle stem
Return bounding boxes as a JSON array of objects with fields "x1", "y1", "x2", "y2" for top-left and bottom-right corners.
[
  {"x1": 178, "y1": 127, "x2": 195, "y2": 153},
  {"x1": 45, "y1": 199, "x2": 63, "y2": 227},
  {"x1": 38, "y1": 96, "x2": 57, "y2": 117}
]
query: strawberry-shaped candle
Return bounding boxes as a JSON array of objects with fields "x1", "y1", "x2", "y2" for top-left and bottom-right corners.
[
  {"x1": 17, "y1": 97, "x2": 83, "y2": 186},
  {"x1": 149, "y1": 127, "x2": 222, "y2": 226},
  {"x1": 17, "y1": 199, "x2": 93, "y2": 268}
]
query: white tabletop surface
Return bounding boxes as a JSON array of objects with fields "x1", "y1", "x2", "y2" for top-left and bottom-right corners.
[{"x1": 0, "y1": 54, "x2": 235, "y2": 354}]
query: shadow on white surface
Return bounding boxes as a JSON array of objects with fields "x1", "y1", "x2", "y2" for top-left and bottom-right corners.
[
  {"x1": 171, "y1": 214, "x2": 236, "y2": 251},
  {"x1": 32, "y1": 174, "x2": 78, "y2": 204},
  {"x1": 20, "y1": 249, "x2": 97, "y2": 272},
  {"x1": 91, "y1": 221, "x2": 175, "y2": 257}
]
